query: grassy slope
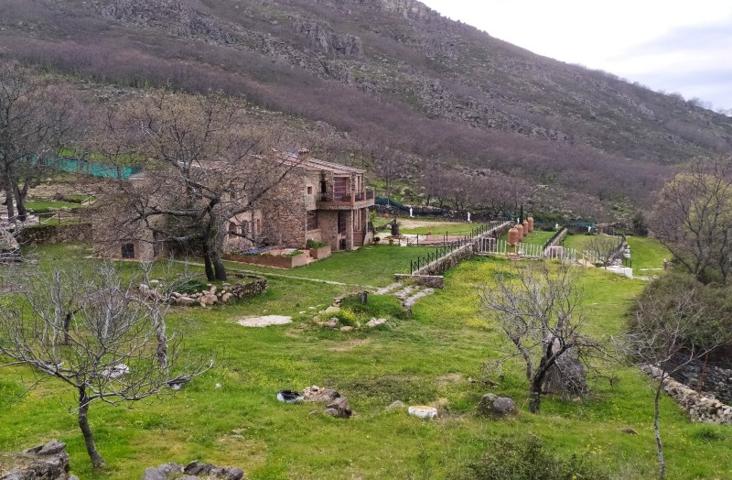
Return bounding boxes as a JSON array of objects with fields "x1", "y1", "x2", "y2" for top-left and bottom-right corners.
[
  {"x1": 627, "y1": 236, "x2": 671, "y2": 272},
  {"x1": 0, "y1": 245, "x2": 730, "y2": 479}
]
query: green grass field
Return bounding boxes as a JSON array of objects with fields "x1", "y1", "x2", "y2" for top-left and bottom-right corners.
[
  {"x1": 1, "y1": 244, "x2": 730, "y2": 479},
  {"x1": 25, "y1": 198, "x2": 85, "y2": 214},
  {"x1": 626, "y1": 236, "x2": 671, "y2": 272}
]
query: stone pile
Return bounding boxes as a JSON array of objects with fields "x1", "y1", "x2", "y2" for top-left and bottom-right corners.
[
  {"x1": 0, "y1": 440, "x2": 76, "y2": 480},
  {"x1": 277, "y1": 385, "x2": 352, "y2": 418},
  {"x1": 146, "y1": 276, "x2": 267, "y2": 308},
  {"x1": 142, "y1": 461, "x2": 244, "y2": 480},
  {"x1": 642, "y1": 365, "x2": 732, "y2": 424}
]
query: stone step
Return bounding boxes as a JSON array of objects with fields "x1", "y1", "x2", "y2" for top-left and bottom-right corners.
[
  {"x1": 376, "y1": 283, "x2": 402, "y2": 295},
  {"x1": 403, "y1": 288, "x2": 435, "y2": 310}
]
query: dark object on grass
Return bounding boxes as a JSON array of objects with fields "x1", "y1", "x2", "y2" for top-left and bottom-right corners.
[{"x1": 276, "y1": 390, "x2": 303, "y2": 403}]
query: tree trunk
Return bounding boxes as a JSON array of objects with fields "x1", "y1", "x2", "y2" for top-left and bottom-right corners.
[
  {"x1": 528, "y1": 375, "x2": 543, "y2": 413},
  {"x1": 654, "y1": 378, "x2": 666, "y2": 480},
  {"x1": 152, "y1": 311, "x2": 168, "y2": 370},
  {"x1": 202, "y1": 249, "x2": 215, "y2": 281},
  {"x1": 3, "y1": 175, "x2": 15, "y2": 221},
  {"x1": 78, "y1": 388, "x2": 105, "y2": 469},
  {"x1": 63, "y1": 312, "x2": 72, "y2": 345},
  {"x1": 14, "y1": 183, "x2": 27, "y2": 222},
  {"x1": 211, "y1": 249, "x2": 227, "y2": 281}
]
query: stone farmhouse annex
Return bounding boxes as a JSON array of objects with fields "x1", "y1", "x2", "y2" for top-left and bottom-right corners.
[{"x1": 95, "y1": 151, "x2": 375, "y2": 262}]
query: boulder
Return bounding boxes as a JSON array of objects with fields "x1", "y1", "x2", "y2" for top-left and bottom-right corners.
[
  {"x1": 324, "y1": 318, "x2": 339, "y2": 329},
  {"x1": 0, "y1": 440, "x2": 72, "y2": 480},
  {"x1": 322, "y1": 306, "x2": 341, "y2": 316},
  {"x1": 340, "y1": 326, "x2": 354, "y2": 333},
  {"x1": 478, "y1": 393, "x2": 516, "y2": 418},
  {"x1": 324, "y1": 396, "x2": 352, "y2": 418},
  {"x1": 408, "y1": 405, "x2": 438, "y2": 420}
]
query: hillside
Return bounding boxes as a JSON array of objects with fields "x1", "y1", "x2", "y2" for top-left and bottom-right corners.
[{"x1": 2, "y1": 0, "x2": 731, "y2": 206}]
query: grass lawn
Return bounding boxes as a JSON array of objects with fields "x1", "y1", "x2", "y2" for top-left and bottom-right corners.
[
  {"x1": 626, "y1": 236, "x2": 671, "y2": 272},
  {"x1": 1, "y1": 245, "x2": 730, "y2": 479},
  {"x1": 224, "y1": 245, "x2": 437, "y2": 287},
  {"x1": 25, "y1": 198, "x2": 85, "y2": 214},
  {"x1": 384, "y1": 217, "x2": 479, "y2": 236},
  {"x1": 519, "y1": 229, "x2": 556, "y2": 246}
]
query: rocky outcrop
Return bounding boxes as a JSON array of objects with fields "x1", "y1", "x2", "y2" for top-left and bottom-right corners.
[
  {"x1": 142, "y1": 461, "x2": 244, "y2": 480},
  {"x1": 0, "y1": 440, "x2": 75, "y2": 480},
  {"x1": 643, "y1": 365, "x2": 732, "y2": 425},
  {"x1": 294, "y1": 20, "x2": 362, "y2": 57}
]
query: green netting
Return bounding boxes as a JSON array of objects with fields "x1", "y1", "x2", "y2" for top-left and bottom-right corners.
[{"x1": 51, "y1": 158, "x2": 141, "y2": 180}]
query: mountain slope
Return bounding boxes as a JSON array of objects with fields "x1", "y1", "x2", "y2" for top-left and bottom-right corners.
[{"x1": 1, "y1": 0, "x2": 731, "y2": 205}]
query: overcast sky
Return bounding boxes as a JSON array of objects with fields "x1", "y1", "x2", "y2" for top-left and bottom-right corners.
[{"x1": 420, "y1": 0, "x2": 732, "y2": 111}]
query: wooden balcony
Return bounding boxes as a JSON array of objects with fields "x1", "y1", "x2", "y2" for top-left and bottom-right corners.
[{"x1": 317, "y1": 189, "x2": 375, "y2": 210}]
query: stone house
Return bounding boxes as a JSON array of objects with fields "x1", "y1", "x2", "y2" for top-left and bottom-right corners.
[
  {"x1": 94, "y1": 152, "x2": 375, "y2": 261},
  {"x1": 223, "y1": 152, "x2": 375, "y2": 254}
]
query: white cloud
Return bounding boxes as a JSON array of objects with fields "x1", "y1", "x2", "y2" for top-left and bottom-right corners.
[{"x1": 420, "y1": 0, "x2": 732, "y2": 109}]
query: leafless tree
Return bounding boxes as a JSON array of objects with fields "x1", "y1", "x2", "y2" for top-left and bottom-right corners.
[
  {"x1": 584, "y1": 235, "x2": 622, "y2": 267},
  {"x1": 481, "y1": 263, "x2": 598, "y2": 413},
  {"x1": 0, "y1": 263, "x2": 210, "y2": 469},
  {"x1": 652, "y1": 160, "x2": 732, "y2": 284},
  {"x1": 622, "y1": 287, "x2": 728, "y2": 480},
  {"x1": 0, "y1": 63, "x2": 81, "y2": 223},
  {"x1": 92, "y1": 92, "x2": 298, "y2": 281}
]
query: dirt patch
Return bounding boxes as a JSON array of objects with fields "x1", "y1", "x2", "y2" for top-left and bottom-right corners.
[
  {"x1": 327, "y1": 338, "x2": 371, "y2": 352},
  {"x1": 237, "y1": 315, "x2": 292, "y2": 328},
  {"x1": 436, "y1": 373, "x2": 465, "y2": 387}
]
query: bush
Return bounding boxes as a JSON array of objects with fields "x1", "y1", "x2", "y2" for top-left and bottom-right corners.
[
  {"x1": 340, "y1": 294, "x2": 406, "y2": 320},
  {"x1": 629, "y1": 272, "x2": 732, "y2": 351},
  {"x1": 336, "y1": 308, "x2": 358, "y2": 327},
  {"x1": 306, "y1": 239, "x2": 328, "y2": 249},
  {"x1": 456, "y1": 436, "x2": 608, "y2": 480},
  {"x1": 173, "y1": 277, "x2": 210, "y2": 295}
]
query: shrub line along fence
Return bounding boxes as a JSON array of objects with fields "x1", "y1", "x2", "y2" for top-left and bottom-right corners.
[{"x1": 408, "y1": 221, "x2": 512, "y2": 276}]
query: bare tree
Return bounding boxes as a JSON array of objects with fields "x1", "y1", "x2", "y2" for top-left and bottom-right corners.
[
  {"x1": 652, "y1": 160, "x2": 732, "y2": 284},
  {"x1": 0, "y1": 63, "x2": 80, "y2": 223},
  {"x1": 623, "y1": 286, "x2": 728, "y2": 480},
  {"x1": 92, "y1": 92, "x2": 297, "y2": 281},
  {"x1": 0, "y1": 263, "x2": 209, "y2": 469},
  {"x1": 481, "y1": 263, "x2": 598, "y2": 413},
  {"x1": 584, "y1": 235, "x2": 622, "y2": 268}
]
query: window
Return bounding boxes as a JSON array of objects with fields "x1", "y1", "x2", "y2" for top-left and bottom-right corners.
[
  {"x1": 241, "y1": 221, "x2": 250, "y2": 237},
  {"x1": 228, "y1": 222, "x2": 238, "y2": 234},
  {"x1": 255, "y1": 219, "x2": 261, "y2": 235},
  {"x1": 307, "y1": 185, "x2": 313, "y2": 195},
  {"x1": 307, "y1": 211, "x2": 319, "y2": 230},
  {"x1": 121, "y1": 243, "x2": 135, "y2": 259}
]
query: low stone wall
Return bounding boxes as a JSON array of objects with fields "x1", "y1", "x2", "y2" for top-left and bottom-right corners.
[
  {"x1": 542, "y1": 227, "x2": 568, "y2": 255},
  {"x1": 17, "y1": 222, "x2": 92, "y2": 245},
  {"x1": 670, "y1": 359, "x2": 732, "y2": 405},
  {"x1": 394, "y1": 273, "x2": 444, "y2": 289},
  {"x1": 642, "y1": 365, "x2": 732, "y2": 424},
  {"x1": 167, "y1": 275, "x2": 268, "y2": 307},
  {"x1": 309, "y1": 245, "x2": 332, "y2": 260},
  {"x1": 224, "y1": 252, "x2": 309, "y2": 269}
]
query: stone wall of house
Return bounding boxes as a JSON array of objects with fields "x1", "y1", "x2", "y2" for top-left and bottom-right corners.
[
  {"x1": 17, "y1": 222, "x2": 92, "y2": 245},
  {"x1": 261, "y1": 174, "x2": 308, "y2": 248},
  {"x1": 318, "y1": 210, "x2": 340, "y2": 250}
]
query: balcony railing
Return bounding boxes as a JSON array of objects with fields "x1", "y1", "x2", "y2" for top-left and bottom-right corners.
[{"x1": 320, "y1": 188, "x2": 375, "y2": 204}]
